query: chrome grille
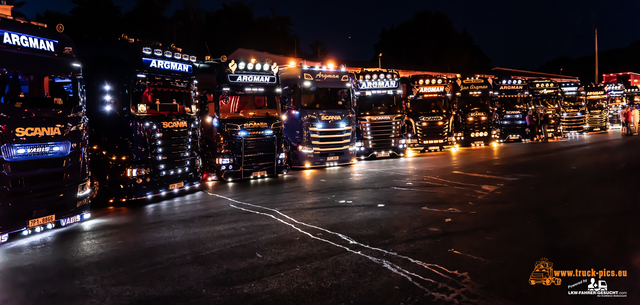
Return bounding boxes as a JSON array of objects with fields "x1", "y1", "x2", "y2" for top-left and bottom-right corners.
[
  {"x1": 242, "y1": 138, "x2": 276, "y2": 166},
  {"x1": 561, "y1": 113, "x2": 586, "y2": 131},
  {"x1": 416, "y1": 121, "x2": 448, "y2": 141},
  {"x1": 361, "y1": 120, "x2": 401, "y2": 149},
  {"x1": 151, "y1": 126, "x2": 195, "y2": 182},
  {"x1": 587, "y1": 111, "x2": 608, "y2": 128},
  {"x1": 310, "y1": 125, "x2": 352, "y2": 151}
]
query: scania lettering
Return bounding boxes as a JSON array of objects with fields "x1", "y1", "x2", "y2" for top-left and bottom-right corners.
[
  {"x1": 559, "y1": 82, "x2": 587, "y2": 133},
  {"x1": 83, "y1": 37, "x2": 201, "y2": 202},
  {"x1": 196, "y1": 58, "x2": 287, "y2": 181},
  {"x1": 0, "y1": 5, "x2": 90, "y2": 243},
  {"x1": 406, "y1": 75, "x2": 457, "y2": 152},
  {"x1": 280, "y1": 63, "x2": 356, "y2": 168},
  {"x1": 455, "y1": 77, "x2": 498, "y2": 146},
  {"x1": 583, "y1": 85, "x2": 610, "y2": 132},
  {"x1": 495, "y1": 78, "x2": 530, "y2": 142},
  {"x1": 352, "y1": 69, "x2": 405, "y2": 158},
  {"x1": 529, "y1": 79, "x2": 563, "y2": 139}
]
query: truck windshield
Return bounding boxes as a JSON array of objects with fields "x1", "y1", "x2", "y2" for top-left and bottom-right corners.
[
  {"x1": 460, "y1": 96, "x2": 491, "y2": 111},
  {"x1": 409, "y1": 98, "x2": 449, "y2": 113},
  {"x1": 218, "y1": 95, "x2": 280, "y2": 119},
  {"x1": 498, "y1": 96, "x2": 528, "y2": 109},
  {"x1": 533, "y1": 98, "x2": 560, "y2": 108},
  {"x1": 561, "y1": 99, "x2": 583, "y2": 107},
  {"x1": 0, "y1": 70, "x2": 80, "y2": 108},
  {"x1": 357, "y1": 95, "x2": 402, "y2": 115},
  {"x1": 301, "y1": 87, "x2": 351, "y2": 110},
  {"x1": 586, "y1": 100, "x2": 607, "y2": 109},
  {"x1": 132, "y1": 82, "x2": 194, "y2": 116}
]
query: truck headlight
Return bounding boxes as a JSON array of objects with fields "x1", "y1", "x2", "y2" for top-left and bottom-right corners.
[
  {"x1": 216, "y1": 158, "x2": 233, "y2": 164},
  {"x1": 278, "y1": 153, "x2": 285, "y2": 159},
  {"x1": 77, "y1": 180, "x2": 91, "y2": 197},
  {"x1": 299, "y1": 145, "x2": 314, "y2": 153},
  {"x1": 138, "y1": 104, "x2": 147, "y2": 114},
  {"x1": 355, "y1": 142, "x2": 363, "y2": 147}
]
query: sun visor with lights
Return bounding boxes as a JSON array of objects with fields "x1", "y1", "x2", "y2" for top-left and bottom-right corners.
[
  {"x1": 356, "y1": 71, "x2": 400, "y2": 90},
  {"x1": 228, "y1": 59, "x2": 278, "y2": 74}
]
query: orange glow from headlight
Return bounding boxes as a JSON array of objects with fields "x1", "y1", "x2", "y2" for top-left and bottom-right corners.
[{"x1": 467, "y1": 117, "x2": 474, "y2": 121}]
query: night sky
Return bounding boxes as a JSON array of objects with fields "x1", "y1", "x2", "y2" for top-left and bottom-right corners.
[{"x1": 19, "y1": 0, "x2": 640, "y2": 71}]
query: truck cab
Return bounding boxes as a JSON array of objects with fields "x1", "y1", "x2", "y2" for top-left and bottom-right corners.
[
  {"x1": 83, "y1": 37, "x2": 202, "y2": 203},
  {"x1": 196, "y1": 58, "x2": 287, "y2": 181},
  {"x1": 280, "y1": 63, "x2": 357, "y2": 168},
  {"x1": 603, "y1": 83, "x2": 626, "y2": 129},
  {"x1": 454, "y1": 77, "x2": 499, "y2": 146},
  {"x1": 1, "y1": 8, "x2": 91, "y2": 243},
  {"x1": 559, "y1": 82, "x2": 587, "y2": 133},
  {"x1": 495, "y1": 77, "x2": 530, "y2": 142},
  {"x1": 529, "y1": 79, "x2": 563, "y2": 139},
  {"x1": 352, "y1": 69, "x2": 405, "y2": 158},
  {"x1": 583, "y1": 85, "x2": 610, "y2": 132},
  {"x1": 406, "y1": 75, "x2": 458, "y2": 152}
]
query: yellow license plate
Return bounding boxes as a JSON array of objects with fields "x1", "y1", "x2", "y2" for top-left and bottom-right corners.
[
  {"x1": 327, "y1": 156, "x2": 339, "y2": 161},
  {"x1": 28, "y1": 215, "x2": 55, "y2": 228},
  {"x1": 252, "y1": 171, "x2": 267, "y2": 177},
  {"x1": 169, "y1": 182, "x2": 184, "y2": 190}
]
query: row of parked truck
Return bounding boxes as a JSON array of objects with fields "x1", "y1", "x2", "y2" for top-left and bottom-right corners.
[{"x1": 1, "y1": 10, "x2": 635, "y2": 243}]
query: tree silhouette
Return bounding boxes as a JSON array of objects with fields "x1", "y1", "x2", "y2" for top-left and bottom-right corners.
[{"x1": 373, "y1": 10, "x2": 491, "y2": 73}]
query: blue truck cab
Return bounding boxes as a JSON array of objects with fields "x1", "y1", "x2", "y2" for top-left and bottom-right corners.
[{"x1": 280, "y1": 63, "x2": 357, "y2": 168}]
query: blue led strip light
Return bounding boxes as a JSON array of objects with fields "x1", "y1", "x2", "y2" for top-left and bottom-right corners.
[{"x1": 1, "y1": 141, "x2": 72, "y2": 161}]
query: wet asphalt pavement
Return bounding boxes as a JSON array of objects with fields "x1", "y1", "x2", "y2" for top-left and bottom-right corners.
[{"x1": 1, "y1": 131, "x2": 639, "y2": 305}]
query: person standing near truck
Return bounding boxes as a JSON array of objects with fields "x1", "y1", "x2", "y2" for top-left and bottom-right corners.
[
  {"x1": 632, "y1": 105, "x2": 639, "y2": 135},
  {"x1": 624, "y1": 105, "x2": 634, "y2": 135},
  {"x1": 619, "y1": 106, "x2": 627, "y2": 135}
]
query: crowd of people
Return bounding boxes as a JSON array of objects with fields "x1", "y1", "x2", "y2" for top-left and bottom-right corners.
[
  {"x1": 619, "y1": 105, "x2": 639, "y2": 136},
  {"x1": 526, "y1": 108, "x2": 550, "y2": 142}
]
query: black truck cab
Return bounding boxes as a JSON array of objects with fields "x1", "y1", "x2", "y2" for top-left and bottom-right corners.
[
  {"x1": 352, "y1": 69, "x2": 405, "y2": 158},
  {"x1": 559, "y1": 82, "x2": 587, "y2": 133},
  {"x1": 406, "y1": 75, "x2": 458, "y2": 152},
  {"x1": 529, "y1": 79, "x2": 563, "y2": 139},
  {"x1": 1, "y1": 10, "x2": 91, "y2": 243},
  {"x1": 454, "y1": 77, "x2": 499, "y2": 146},
  {"x1": 196, "y1": 57, "x2": 287, "y2": 181},
  {"x1": 83, "y1": 37, "x2": 201, "y2": 203},
  {"x1": 583, "y1": 85, "x2": 610, "y2": 132},
  {"x1": 495, "y1": 77, "x2": 530, "y2": 142}
]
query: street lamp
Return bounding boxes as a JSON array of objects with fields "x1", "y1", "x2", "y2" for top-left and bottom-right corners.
[{"x1": 378, "y1": 53, "x2": 383, "y2": 69}]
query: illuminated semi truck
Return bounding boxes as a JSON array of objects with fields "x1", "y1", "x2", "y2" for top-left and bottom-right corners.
[
  {"x1": 280, "y1": 63, "x2": 356, "y2": 168},
  {"x1": 583, "y1": 85, "x2": 610, "y2": 132},
  {"x1": 454, "y1": 77, "x2": 498, "y2": 146},
  {"x1": 1, "y1": 7, "x2": 91, "y2": 243},
  {"x1": 603, "y1": 83, "x2": 626, "y2": 129},
  {"x1": 559, "y1": 82, "x2": 587, "y2": 133},
  {"x1": 83, "y1": 37, "x2": 201, "y2": 203},
  {"x1": 495, "y1": 77, "x2": 530, "y2": 142},
  {"x1": 406, "y1": 75, "x2": 458, "y2": 152},
  {"x1": 529, "y1": 79, "x2": 563, "y2": 139},
  {"x1": 196, "y1": 57, "x2": 287, "y2": 181},
  {"x1": 352, "y1": 69, "x2": 405, "y2": 158}
]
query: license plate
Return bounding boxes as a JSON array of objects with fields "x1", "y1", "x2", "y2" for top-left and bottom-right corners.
[
  {"x1": 474, "y1": 141, "x2": 484, "y2": 144},
  {"x1": 60, "y1": 215, "x2": 81, "y2": 227},
  {"x1": 593, "y1": 128, "x2": 600, "y2": 131},
  {"x1": 378, "y1": 152, "x2": 390, "y2": 157},
  {"x1": 509, "y1": 135, "x2": 519, "y2": 139},
  {"x1": 327, "y1": 156, "x2": 339, "y2": 161},
  {"x1": 28, "y1": 214, "x2": 55, "y2": 228},
  {"x1": 410, "y1": 139, "x2": 417, "y2": 143},
  {"x1": 429, "y1": 146, "x2": 440, "y2": 150},
  {"x1": 169, "y1": 182, "x2": 184, "y2": 190},
  {"x1": 252, "y1": 171, "x2": 267, "y2": 177}
]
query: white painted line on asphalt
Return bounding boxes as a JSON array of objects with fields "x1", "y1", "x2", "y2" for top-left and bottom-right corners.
[
  {"x1": 421, "y1": 207, "x2": 462, "y2": 213},
  {"x1": 426, "y1": 176, "x2": 482, "y2": 187},
  {"x1": 452, "y1": 171, "x2": 519, "y2": 181},
  {"x1": 391, "y1": 187, "x2": 436, "y2": 192},
  {"x1": 206, "y1": 192, "x2": 480, "y2": 302}
]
